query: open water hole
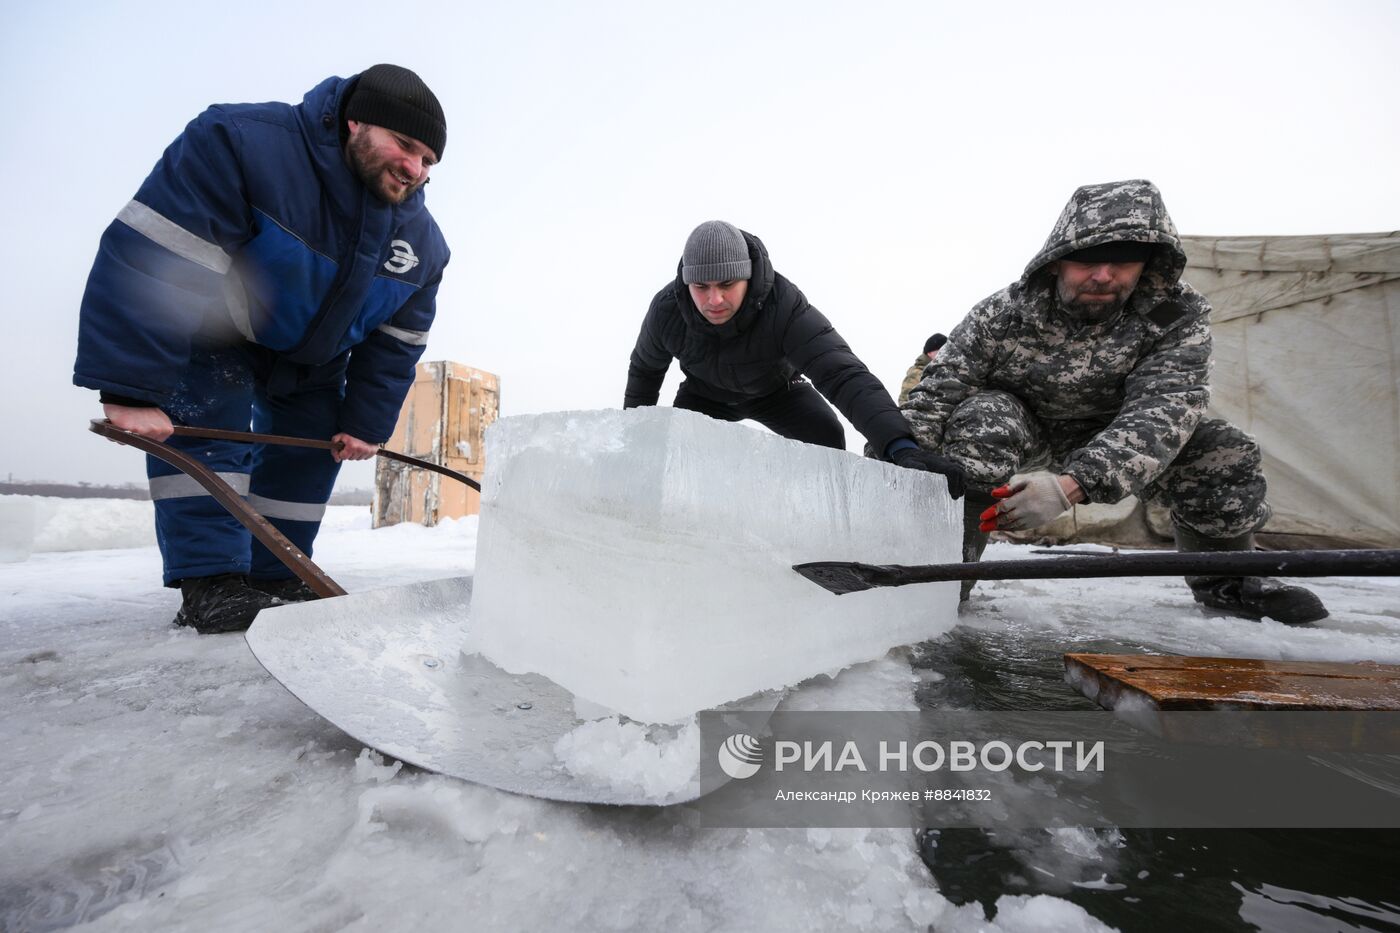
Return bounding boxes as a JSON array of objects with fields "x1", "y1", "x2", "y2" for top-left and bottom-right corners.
[{"x1": 910, "y1": 626, "x2": 1400, "y2": 932}]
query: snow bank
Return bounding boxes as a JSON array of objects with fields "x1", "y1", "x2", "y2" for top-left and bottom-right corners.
[
  {"x1": 0, "y1": 495, "x2": 161, "y2": 554},
  {"x1": 31, "y1": 496, "x2": 156, "y2": 552},
  {"x1": 0, "y1": 495, "x2": 374, "y2": 556},
  {"x1": 0, "y1": 496, "x2": 38, "y2": 561}
]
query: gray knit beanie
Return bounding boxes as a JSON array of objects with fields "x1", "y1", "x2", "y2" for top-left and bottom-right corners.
[{"x1": 681, "y1": 221, "x2": 752, "y2": 284}]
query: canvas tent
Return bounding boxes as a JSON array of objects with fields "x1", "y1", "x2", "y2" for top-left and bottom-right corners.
[
  {"x1": 1186, "y1": 231, "x2": 1400, "y2": 548},
  {"x1": 1001, "y1": 230, "x2": 1400, "y2": 550}
]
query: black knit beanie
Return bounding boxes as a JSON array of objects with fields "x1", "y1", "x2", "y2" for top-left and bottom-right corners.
[{"x1": 345, "y1": 64, "x2": 446, "y2": 160}]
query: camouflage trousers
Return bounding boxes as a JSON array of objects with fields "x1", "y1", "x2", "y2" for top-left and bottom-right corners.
[{"x1": 939, "y1": 390, "x2": 1269, "y2": 539}]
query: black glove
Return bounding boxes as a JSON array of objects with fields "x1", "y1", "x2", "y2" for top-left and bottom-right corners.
[{"x1": 891, "y1": 446, "x2": 966, "y2": 499}]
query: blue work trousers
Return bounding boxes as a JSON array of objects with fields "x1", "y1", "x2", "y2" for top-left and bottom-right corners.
[{"x1": 147, "y1": 343, "x2": 346, "y2": 586}]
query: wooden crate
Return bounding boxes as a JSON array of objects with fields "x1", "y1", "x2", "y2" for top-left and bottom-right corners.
[{"x1": 372, "y1": 361, "x2": 499, "y2": 528}]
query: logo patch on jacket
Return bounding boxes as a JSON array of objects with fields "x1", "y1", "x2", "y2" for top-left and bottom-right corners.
[{"x1": 383, "y1": 240, "x2": 419, "y2": 275}]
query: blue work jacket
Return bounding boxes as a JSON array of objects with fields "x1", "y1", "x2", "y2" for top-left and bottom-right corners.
[{"x1": 74, "y1": 73, "x2": 450, "y2": 443}]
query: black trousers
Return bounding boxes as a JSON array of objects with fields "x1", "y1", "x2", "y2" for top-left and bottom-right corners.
[{"x1": 673, "y1": 379, "x2": 846, "y2": 450}]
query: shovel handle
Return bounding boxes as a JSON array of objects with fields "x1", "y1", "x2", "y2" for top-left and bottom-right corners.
[
  {"x1": 794, "y1": 549, "x2": 1400, "y2": 595},
  {"x1": 167, "y1": 425, "x2": 481, "y2": 491},
  {"x1": 89, "y1": 420, "x2": 347, "y2": 597}
]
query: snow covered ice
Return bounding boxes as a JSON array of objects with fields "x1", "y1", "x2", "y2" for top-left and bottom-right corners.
[
  {"x1": 3, "y1": 496, "x2": 1399, "y2": 930},
  {"x1": 466, "y1": 408, "x2": 962, "y2": 723},
  {"x1": 0, "y1": 497, "x2": 1148, "y2": 933}
]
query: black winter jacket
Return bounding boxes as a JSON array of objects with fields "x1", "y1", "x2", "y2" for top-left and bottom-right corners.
[{"x1": 623, "y1": 231, "x2": 912, "y2": 454}]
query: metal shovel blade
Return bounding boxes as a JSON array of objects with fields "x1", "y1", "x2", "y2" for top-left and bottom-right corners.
[{"x1": 244, "y1": 576, "x2": 780, "y2": 805}]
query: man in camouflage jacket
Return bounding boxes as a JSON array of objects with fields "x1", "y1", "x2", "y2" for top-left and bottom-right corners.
[
  {"x1": 903, "y1": 180, "x2": 1325, "y2": 623},
  {"x1": 897, "y1": 333, "x2": 946, "y2": 405}
]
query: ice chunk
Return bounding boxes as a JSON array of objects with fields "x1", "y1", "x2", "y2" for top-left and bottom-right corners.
[
  {"x1": 465, "y1": 408, "x2": 961, "y2": 722},
  {"x1": 553, "y1": 717, "x2": 700, "y2": 799}
]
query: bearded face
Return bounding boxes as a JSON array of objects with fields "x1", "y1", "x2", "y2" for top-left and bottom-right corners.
[
  {"x1": 1053, "y1": 260, "x2": 1146, "y2": 319},
  {"x1": 345, "y1": 123, "x2": 432, "y2": 205}
]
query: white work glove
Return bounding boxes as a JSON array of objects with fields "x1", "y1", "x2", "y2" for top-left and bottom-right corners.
[{"x1": 979, "y1": 471, "x2": 1072, "y2": 532}]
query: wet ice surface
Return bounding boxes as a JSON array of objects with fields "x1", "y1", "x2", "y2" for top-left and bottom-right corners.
[
  {"x1": 913, "y1": 542, "x2": 1400, "y2": 932},
  {"x1": 2, "y1": 501, "x2": 1122, "y2": 933}
]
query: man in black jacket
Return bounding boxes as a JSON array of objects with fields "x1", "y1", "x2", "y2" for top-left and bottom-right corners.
[{"x1": 624, "y1": 221, "x2": 963, "y2": 496}]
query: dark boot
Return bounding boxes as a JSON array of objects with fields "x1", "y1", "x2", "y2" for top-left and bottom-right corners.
[
  {"x1": 1174, "y1": 526, "x2": 1328, "y2": 625},
  {"x1": 173, "y1": 573, "x2": 280, "y2": 634},
  {"x1": 248, "y1": 577, "x2": 322, "y2": 603},
  {"x1": 960, "y1": 491, "x2": 995, "y2": 603}
]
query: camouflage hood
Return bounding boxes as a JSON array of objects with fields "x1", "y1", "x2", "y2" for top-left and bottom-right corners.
[{"x1": 1021, "y1": 179, "x2": 1188, "y2": 307}]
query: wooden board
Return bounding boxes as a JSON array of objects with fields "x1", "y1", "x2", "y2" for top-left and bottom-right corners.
[{"x1": 1065, "y1": 653, "x2": 1400, "y2": 711}]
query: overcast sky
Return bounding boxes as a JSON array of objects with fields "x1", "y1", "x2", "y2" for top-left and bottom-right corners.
[{"x1": 2, "y1": 0, "x2": 1397, "y2": 486}]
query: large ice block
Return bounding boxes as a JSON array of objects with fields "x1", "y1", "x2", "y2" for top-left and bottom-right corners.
[{"x1": 465, "y1": 408, "x2": 961, "y2": 723}]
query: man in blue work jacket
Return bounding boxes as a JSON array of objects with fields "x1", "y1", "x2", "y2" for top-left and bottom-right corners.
[{"x1": 74, "y1": 64, "x2": 451, "y2": 633}]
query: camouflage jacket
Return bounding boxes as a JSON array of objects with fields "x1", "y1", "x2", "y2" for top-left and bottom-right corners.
[
  {"x1": 902, "y1": 180, "x2": 1213, "y2": 504},
  {"x1": 898, "y1": 353, "x2": 931, "y2": 406}
]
